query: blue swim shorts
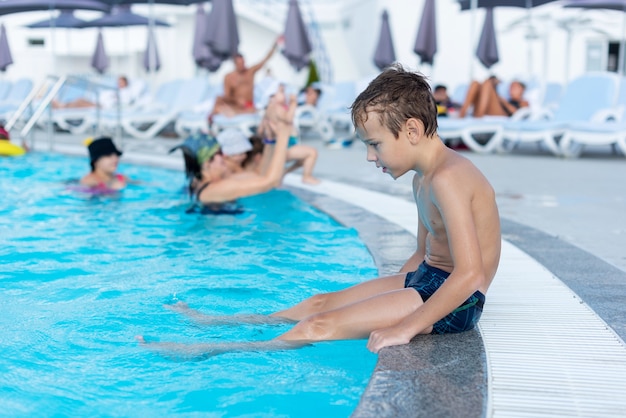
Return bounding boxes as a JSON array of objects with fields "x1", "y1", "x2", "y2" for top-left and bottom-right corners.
[{"x1": 404, "y1": 261, "x2": 485, "y2": 335}]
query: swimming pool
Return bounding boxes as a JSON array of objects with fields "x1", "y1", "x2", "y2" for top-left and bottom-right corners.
[{"x1": 0, "y1": 152, "x2": 379, "y2": 416}]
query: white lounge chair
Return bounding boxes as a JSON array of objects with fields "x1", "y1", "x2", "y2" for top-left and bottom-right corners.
[
  {"x1": 559, "y1": 77, "x2": 626, "y2": 158},
  {"x1": 0, "y1": 78, "x2": 34, "y2": 121},
  {"x1": 500, "y1": 72, "x2": 620, "y2": 156},
  {"x1": 120, "y1": 77, "x2": 211, "y2": 140}
]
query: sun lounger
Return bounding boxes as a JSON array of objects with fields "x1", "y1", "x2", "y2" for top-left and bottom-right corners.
[
  {"x1": 558, "y1": 77, "x2": 626, "y2": 158},
  {"x1": 500, "y1": 72, "x2": 620, "y2": 156}
]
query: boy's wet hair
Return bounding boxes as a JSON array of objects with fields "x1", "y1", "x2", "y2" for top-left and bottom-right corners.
[{"x1": 351, "y1": 64, "x2": 438, "y2": 138}]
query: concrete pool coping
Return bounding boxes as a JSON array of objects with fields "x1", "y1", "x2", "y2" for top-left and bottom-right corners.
[{"x1": 37, "y1": 135, "x2": 626, "y2": 417}]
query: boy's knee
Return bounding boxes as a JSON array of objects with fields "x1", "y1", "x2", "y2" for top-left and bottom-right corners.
[
  {"x1": 308, "y1": 293, "x2": 331, "y2": 310},
  {"x1": 293, "y1": 312, "x2": 334, "y2": 341}
]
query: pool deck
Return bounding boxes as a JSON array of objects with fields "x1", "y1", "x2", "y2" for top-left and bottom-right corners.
[{"x1": 32, "y1": 131, "x2": 626, "y2": 417}]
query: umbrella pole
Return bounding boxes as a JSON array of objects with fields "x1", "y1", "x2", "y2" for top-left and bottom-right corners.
[
  {"x1": 469, "y1": 0, "x2": 478, "y2": 81},
  {"x1": 148, "y1": 0, "x2": 156, "y2": 93},
  {"x1": 526, "y1": 6, "x2": 533, "y2": 77},
  {"x1": 617, "y1": 6, "x2": 626, "y2": 76}
]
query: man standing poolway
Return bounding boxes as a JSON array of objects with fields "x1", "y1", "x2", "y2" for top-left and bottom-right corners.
[{"x1": 209, "y1": 38, "x2": 280, "y2": 122}]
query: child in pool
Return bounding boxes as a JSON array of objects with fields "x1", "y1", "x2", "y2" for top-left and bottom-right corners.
[
  {"x1": 80, "y1": 137, "x2": 128, "y2": 191},
  {"x1": 257, "y1": 82, "x2": 320, "y2": 185},
  {"x1": 138, "y1": 65, "x2": 501, "y2": 359}
]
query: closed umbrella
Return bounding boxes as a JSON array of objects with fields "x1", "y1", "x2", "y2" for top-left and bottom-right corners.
[
  {"x1": 192, "y1": 3, "x2": 221, "y2": 71},
  {"x1": 0, "y1": 0, "x2": 109, "y2": 15},
  {"x1": 91, "y1": 29, "x2": 109, "y2": 74},
  {"x1": 476, "y1": 8, "x2": 499, "y2": 69},
  {"x1": 458, "y1": 0, "x2": 558, "y2": 77},
  {"x1": 80, "y1": 5, "x2": 169, "y2": 75},
  {"x1": 282, "y1": 0, "x2": 312, "y2": 71},
  {"x1": 414, "y1": 0, "x2": 437, "y2": 65},
  {"x1": 0, "y1": 24, "x2": 13, "y2": 72},
  {"x1": 204, "y1": 0, "x2": 240, "y2": 60},
  {"x1": 373, "y1": 10, "x2": 396, "y2": 71},
  {"x1": 143, "y1": 25, "x2": 161, "y2": 72}
]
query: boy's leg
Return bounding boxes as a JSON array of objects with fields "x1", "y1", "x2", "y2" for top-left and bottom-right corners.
[
  {"x1": 285, "y1": 145, "x2": 320, "y2": 184},
  {"x1": 166, "y1": 273, "x2": 407, "y2": 326},
  {"x1": 273, "y1": 273, "x2": 406, "y2": 321},
  {"x1": 474, "y1": 80, "x2": 507, "y2": 117},
  {"x1": 278, "y1": 287, "x2": 427, "y2": 342},
  {"x1": 459, "y1": 81, "x2": 481, "y2": 118},
  {"x1": 138, "y1": 286, "x2": 424, "y2": 360}
]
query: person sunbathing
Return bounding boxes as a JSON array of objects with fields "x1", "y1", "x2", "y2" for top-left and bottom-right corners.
[
  {"x1": 459, "y1": 76, "x2": 528, "y2": 118},
  {"x1": 52, "y1": 76, "x2": 137, "y2": 110}
]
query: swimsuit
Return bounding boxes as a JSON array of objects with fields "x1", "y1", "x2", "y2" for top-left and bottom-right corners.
[
  {"x1": 501, "y1": 99, "x2": 522, "y2": 117},
  {"x1": 186, "y1": 182, "x2": 244, "y2": 215},
  {"x1": 263, "y1": 136, "x2": 298, "y2": 148},
  {"x1": 405, "y1": 261, "x2": 485, "y2": 334},
  {"x1": 96, "y1": 173, "x2": 125, "y2": 189}
]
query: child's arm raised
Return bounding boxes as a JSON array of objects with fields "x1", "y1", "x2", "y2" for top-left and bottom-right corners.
[{"x1": 198, "y1": 118, "x2": 291, "y2": 203}]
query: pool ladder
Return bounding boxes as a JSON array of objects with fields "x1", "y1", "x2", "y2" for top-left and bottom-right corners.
[{"x1": 5, "y1": 75, "x2": 122, "y2": 151}]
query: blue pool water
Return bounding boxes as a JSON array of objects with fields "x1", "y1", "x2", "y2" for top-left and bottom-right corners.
[{"x1": 0, "y1": 152, "x2": 379, "y2": 417}]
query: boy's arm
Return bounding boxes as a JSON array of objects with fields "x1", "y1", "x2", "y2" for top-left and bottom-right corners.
[
  {"x1": 399, "y1": 175, "x2": 426, "y2": 273},
  {"x1": 367, "y1": 171, "x2": 485, "y2": 352},
  {"x1": 398, "y1": 218, "x2": 426, "y2": 273}
]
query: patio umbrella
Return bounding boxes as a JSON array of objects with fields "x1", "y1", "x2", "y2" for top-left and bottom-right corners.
[
  {"x1": 476, "y1": 8, "x2": 499, "y2": 69},
  {"x1": 563, "y1": 0, "x2": 626, "y2": 75},
  {"x1": 0, "y1": 24, "x2": 13, "y2": 72},
  {"x1": 143, "y1": 25, "x2": 161, "y2": 72},
  {"x1": 78, "y1": 4, "x2": 170, "y2": 28},
  {"x1": 94, "y1": 0, "x2": 207, "y2": 4},
  {"x1": 91, "y1": 29, "x2": 109, "y2": 74},
  {"x1": 0, "y1": 0, "x2": 109, "y2": 15},
  {"x1": 192, "y1": 3, "x2": 221, "y2": 71},
  {"x1": 25, "y1": 10, "x2": 87, "y2": 28},
  {"x1": 459, "y1": 0, "x2": 556, "y2": 9},
  {"x1": 203, "y1": 0, "x2": 240, "y2": 60},
  {"x1": 414, "y1": 0, "x2": 437, "y2": 66},
  {"x1": 373, "y1": 10, "x2": 396, "y2": 71},
  {"x1": 281, "y1": 0, "x2": 312, "y2": 71}
]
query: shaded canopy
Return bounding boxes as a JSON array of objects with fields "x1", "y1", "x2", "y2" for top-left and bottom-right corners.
[
  {"x1": 0, "y1": 0, "x2": 109, "y2": 15},
  {"x1": 458, "y1": 0, "x2": 556, "y2": 9},
  {"x1": 79, "y1": 4, "x2": 170, "y2": 27},
  {"x1": 25, "y1": 10, "x2": 87, "y2": 28}
]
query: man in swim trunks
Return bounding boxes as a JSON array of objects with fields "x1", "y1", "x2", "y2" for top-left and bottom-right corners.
[
  {"x1": 209, "y1": 39, "x2": 280, "y2": 121},
  {"x1": 138, "y1": 65, "x2": 501, "y2": 359},
  {"x1": 459, "y1": 76, "x2": 529, "y2": 118}
]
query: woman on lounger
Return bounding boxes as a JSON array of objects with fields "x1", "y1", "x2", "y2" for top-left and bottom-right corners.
[{"x1": 459, "y1": 76, "x2": 528, "y2": 118}]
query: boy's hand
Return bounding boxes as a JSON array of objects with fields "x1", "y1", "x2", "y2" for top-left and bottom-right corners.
[{"x1": 367, "y1": 324, "x2": 412, "y2": 353}]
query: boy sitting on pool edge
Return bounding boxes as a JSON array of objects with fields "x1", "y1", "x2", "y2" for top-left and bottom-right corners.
[{"x1": 138, "y1": 64, "x2": 501, "y2": 359}]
